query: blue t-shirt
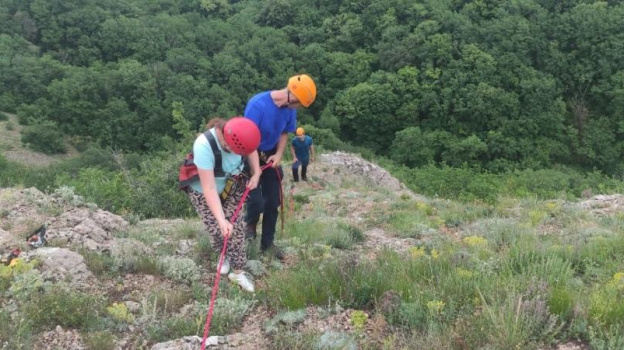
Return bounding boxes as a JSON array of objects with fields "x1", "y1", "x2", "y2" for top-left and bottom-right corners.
[
  {"x1": 291, "y1": 135, "x2": 313, "y2": 162},
  {"x1": 189, "y1": 128, "x2": 244, "y2": 194},
  {"x1": 244, "y1": 91, "x2": 297, "y2": 152}
]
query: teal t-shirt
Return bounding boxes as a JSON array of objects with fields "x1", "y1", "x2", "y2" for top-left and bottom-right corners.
[
  {"x1": 189, "y1": 128, "x2": 244, "y2": 194},
  {"x1": 291, "y1": 135, "x2": 313, "y2": 162}
]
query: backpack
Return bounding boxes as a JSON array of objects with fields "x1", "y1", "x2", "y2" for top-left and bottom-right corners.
[{"x1": 178, "y1": 131, "x2": 225, "y2": 190}]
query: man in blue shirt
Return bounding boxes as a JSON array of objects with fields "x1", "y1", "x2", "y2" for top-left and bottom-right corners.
[
  {"x1": 290, "y1": 127, "x2": 315, "y2": 182},
  {"x1": 243, "y1": 74, "x2": 317, "y2": 259}
]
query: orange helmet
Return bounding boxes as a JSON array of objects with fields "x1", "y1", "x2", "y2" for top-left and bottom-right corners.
[
  {"x1": 296, "y1": 127, "x2": 305, "y2": 136},
  {"x1": 223, "y1": 117, "x2": 260, "y2": 156},
  {"x1": 288, "y1": 74, "x2": 317, "y2": 107}
]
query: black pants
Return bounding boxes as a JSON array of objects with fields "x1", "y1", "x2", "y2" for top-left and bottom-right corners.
[
  {"x1": 291, "y1": 159, "x2": 309, "y2": 181},
  {"x1": 245, "y1": 152, "x2": 283, "y2": 250}
]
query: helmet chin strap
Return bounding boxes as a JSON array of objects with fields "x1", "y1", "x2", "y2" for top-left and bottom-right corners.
[{"x1": 282, "y1": 89, "x2": 292, "y2": 108}]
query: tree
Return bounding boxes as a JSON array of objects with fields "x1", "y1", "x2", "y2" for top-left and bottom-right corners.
[{"x1": 334, "y1": 82, "x2": 399, "y2": 154}]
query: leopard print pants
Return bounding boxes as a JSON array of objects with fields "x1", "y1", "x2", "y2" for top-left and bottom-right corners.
[{"x1": 186, "y1": 179, "x2": 247, "y2": 270}]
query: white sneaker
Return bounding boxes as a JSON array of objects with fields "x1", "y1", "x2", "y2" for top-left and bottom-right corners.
[
  {"x1": 228, "y1": 272, "x2": 255, "y2": 293},
  {"x1": 218, "y1": 257, "x2": 230, "y2": 275}
]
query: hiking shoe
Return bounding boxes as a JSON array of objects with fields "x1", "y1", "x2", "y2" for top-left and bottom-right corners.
[
  {"x1": 262, "y1": 244, "x2": 285, "y2": 260},
  {"x1": 228, "y1": 272, "x2": 255, "y2": 293},
  {"x1": 218, "y1": 257, "x2": 230, "y2": 275},
  {"x1": 245, "y1": 223, "x2": 257, "y2": 240}
]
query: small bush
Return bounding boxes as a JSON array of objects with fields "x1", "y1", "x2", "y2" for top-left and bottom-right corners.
[
  {"x1": 21, "y1": 120, "x2": 66, "y2": 154},
  {"x1": 22, "y1": 285, "x2": 104, "y2": 332},
  {"x1": 0, "y1": 311, "x2": 32, "y2": 349},
  {"x1": 548, "y1": 286, "x2": 575, "y2": 319},
  {"x1": 210, "y1": 297, "x2": 254, "y2": 335},
  {"x1": 148, "y1": 288, "x2": 193, "y2": 314},
  {"x1": 106, "y1": 303, "x2": 135, "y2": 324},
  {"x1": 589, "y1": 324, "x2": 624, "y2": 350},
  {"x1": 110, "y1": 239, "x2": 152, "y2": 272},
  {"x1": 0, "y1": 111, "x2": 8, "y2": 121},
  {"x1": 477, "y1": 291, "x2": 563, "y2": 348},
  {"x1": 272, "y1": 331, "x2": 319, "y2": 350},
  {"x1": 159, "y1": 256, "x2": 200, "y2": 284},
  {"x1": 83, "y1": 331, "x2": 116, "y2": 350},
  {"x1": 147, "y1": 317, "x2": 200, "y2": 343}
]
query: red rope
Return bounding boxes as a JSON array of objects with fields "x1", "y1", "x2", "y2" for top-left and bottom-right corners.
[{"x1": 200, "y1": 163, "x2": 276, "y2": 350}]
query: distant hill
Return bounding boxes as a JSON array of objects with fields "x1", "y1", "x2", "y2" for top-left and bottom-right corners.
[{"x1": 0, "y1": 112, "x2": 77, "y2": 167}]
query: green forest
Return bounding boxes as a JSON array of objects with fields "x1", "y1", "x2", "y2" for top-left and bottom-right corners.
[{"x1": 2, "y1": 0, "x2": 624, "y2": 216}]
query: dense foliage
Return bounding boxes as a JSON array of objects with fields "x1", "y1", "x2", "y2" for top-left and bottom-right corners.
[{"x1": 1, "y1": 0, "x2": 624, "y2": 174}]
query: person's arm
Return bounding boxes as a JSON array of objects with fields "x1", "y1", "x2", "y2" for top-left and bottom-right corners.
[
  {"x1": 290, "y1": 140, "x2": 297, "y2": 163},
  {"x1": 246, "y1": 151, "x2": 261, "y2": 190},
  {"x1": 267, "y1": 133, "x2": 288, "y2": 168},
  {"x1": 198, "y1": 168, "x2": 232, "y2": 238}
]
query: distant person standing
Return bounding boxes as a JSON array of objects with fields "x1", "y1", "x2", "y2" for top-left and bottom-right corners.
[
  {"x1": 290, "y1": 127, "x2": 315, "y2": 182},
  {"x1": 244, "y1": 74, "x2": 317, "y2": 259}
]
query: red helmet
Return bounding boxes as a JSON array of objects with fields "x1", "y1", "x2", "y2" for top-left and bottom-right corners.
[{"x1": 223, "y1": 117, "x2": 260, "y2": 156}]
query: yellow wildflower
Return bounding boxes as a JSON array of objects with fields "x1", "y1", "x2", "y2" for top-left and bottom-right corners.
[
  {"x1": 457, "y1": 268, "x2": 473, "y2": 278},
  {"x1": 409, "y1": 246, "x2": 426, "y2": 259},
  {"x1": 463, "y1": 235, "x2": 488, "y2": 248},
  {"x1": 427, "y1": 300, "x2": 445, "y2": 315},
  {"x1": 431, "y1": 249, "x2": 440, "y2": 259}
]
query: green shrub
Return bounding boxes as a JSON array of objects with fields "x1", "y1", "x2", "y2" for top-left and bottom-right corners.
[
  {"x1": 111, "y1": 239, "x2": 152, "y2": 272},
  {"x1": 21, "y1": 120, "x2": 66, "y2": 154},
  {"x1": 325, "y1": 222, "x2": 364, "y2": 250},
  {"x1": 22, "y1": 285, "x2": 104, "y2": 331},
  {"x1": 210, "y1": 297, "x2": 254, "y2": 335},
  {"x1": 401, "y1": 164, "x2": 501, "y2": 204},
  {"x1": 147, "y1": 317, "x2": 200, "y2": 343},
  {"x1": 548, "y1": 286, "x2": 575, "y2": 319},
  {"x1": 0, "y1": 94, "x2": 17, "y2": 113},
  {"x1": 272, "y1": 331, "x2": 319, "y2": 350},
  {"x1": 504, "y1": 252, "x2": 573, "y2": 286},
  {"x1": 385, "y1": 301, "x2": 428, "y2": 329},
  {"x1": 106, "y1": 303, "x2": 135, "y2": 324},
  {"x1": 0, "y1": 112, "x2": 8, "y2": 121},
  {"x1": 148, "y1": 288, "x2": 194, "y2": 314},
  {"x1": 0, "y1": 310, "x2": 33, "y2": 349},
  {"x1": 477, "y1": 291, "x2": 563, "y2": 349},
  {"x1": 589, "y1": 324, "x2": 624, "y2": 350},
  {"x1": 83, "y1": 331, "x2": 116, "y2": 350},
  {"x1": 80, "y1": 250, "x2": 115, "y2": 277},
  {"x1": 158, "y1": 256, "x2": 200, "y2": 284}
]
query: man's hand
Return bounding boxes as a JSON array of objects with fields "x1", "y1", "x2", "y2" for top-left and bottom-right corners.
[
  {"x1": 266, "y1": 154, "x2": 282, "y2": 168},
  {"x1": 218, "y1": 219, "x2": 233, "y2": 238},
  {"x1": 247, "y1": 173, "x2": 260, "y2": 190},
  {"x1": 292, "y1": 157, "x2": 298, "y2": 164}
]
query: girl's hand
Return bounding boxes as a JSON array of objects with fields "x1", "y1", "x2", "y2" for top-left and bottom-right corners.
[
  {"x1": 247, "y1": 173, "x2": 261, "y2": 190},
  {"x1": 218, "y1": 219, "x2": 233, "y2": 238}
]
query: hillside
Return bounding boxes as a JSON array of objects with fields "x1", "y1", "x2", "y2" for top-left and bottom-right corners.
[
  {"x1": 2, "y1": 152, "x2": 623, "y2": 349},
  {"x1": 0, "y1": 113, "x2": 77, "y2": 167}
]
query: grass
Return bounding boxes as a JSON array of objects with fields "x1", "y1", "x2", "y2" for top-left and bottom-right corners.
[
  {"x1": 83, "y1": 331, "x2": 117, "y2": 350},
  {"x1": 22, "y1": 285, "x2": 105, "y2": 332},
  {"x1": 4, "y1": 150, "x2": 624, "y2": 348},
  {"x1": 258, "y1": 190, "x2": 624, "y2": 347}
]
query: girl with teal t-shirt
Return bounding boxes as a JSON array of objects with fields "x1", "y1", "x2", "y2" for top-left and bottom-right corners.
[{"x1": 185, "y1": 117, "x2": 261, "y2": 292}]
